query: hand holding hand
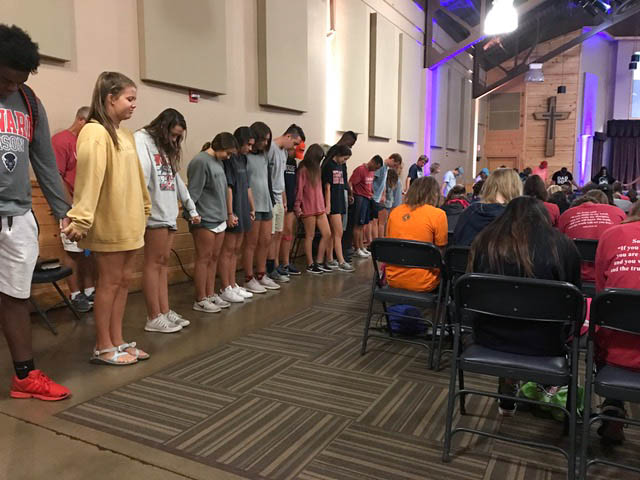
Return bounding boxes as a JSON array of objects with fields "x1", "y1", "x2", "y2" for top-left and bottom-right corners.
[
  {"x1": 250, "y1": 210, "x2": 256, "y2": 221},
  {"x1": 190, "y1": 215, "x2": 201, "y2": 225},
  {"x1": 61, "y1": 222, "x2": 86, "y2": 243}
]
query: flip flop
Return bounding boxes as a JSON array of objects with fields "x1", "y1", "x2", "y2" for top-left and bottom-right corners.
[
  {"x1": 90, "y1": 347, "x2": 138, "y2": 366},
  {"x1": 117, "y1": 342, "x2": 150, "y2": 361}
]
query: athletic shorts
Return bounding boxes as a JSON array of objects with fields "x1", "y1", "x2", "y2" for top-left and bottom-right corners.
[
  {"x1": 271, "y1": 197, "x2": 285, "y2": 234},
  {"x1": 371, "y1": 201, "x2": 385, "y2": 220},
  {"x1": 0, "y1": 212, "x2": 39, "y2": 299},
  {"x1": 354, "y1": 195, "x2": 372, "y2": 226},
  {"x1": 255, "y1": 211, "x2": 273, "y2": 222}
]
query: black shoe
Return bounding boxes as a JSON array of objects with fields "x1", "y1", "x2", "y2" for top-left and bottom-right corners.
[
  {"x1": 318, "y1": 263, "x2": 333, "y2": 273},
  {"x1": 306, "y1": 264, "x2": 323, "y2": 275},
  {"x1": 71, "y1": 293, "x2": 92, "y2": 313},
  {"x1": 598, "y1": 404, "x2": 626, "y2": 445}
]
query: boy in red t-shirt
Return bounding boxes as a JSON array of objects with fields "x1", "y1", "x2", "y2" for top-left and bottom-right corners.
[
  {"x1": 558, "y1": 190, "x2": 625, "y2": 282},
  {"x1": 348, "y1": 155, "x2": 382, "y2": 258}
]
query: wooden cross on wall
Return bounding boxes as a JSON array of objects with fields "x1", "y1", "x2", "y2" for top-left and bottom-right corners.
[{"x1": 533, "y1": 96, "x2": 570, "y2": 157}]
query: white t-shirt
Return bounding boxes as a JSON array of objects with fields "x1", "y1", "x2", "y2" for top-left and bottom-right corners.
[{"x1": 443, "y1": 170, "x2": 456, "y2": 195}]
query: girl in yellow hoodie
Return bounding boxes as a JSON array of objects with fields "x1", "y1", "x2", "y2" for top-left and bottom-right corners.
[{"x1": 63, "y1": 72, "x2": 151, "y2": 366}]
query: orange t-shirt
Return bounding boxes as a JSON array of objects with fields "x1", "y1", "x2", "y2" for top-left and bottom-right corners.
[{"x1": 385, "y1": 203, "x2": 448, "y2": 292}]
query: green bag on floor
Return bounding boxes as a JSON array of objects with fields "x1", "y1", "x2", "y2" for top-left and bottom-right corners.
[{"x1": 519, "y1": 382, "x2": 584, "y2": 422}]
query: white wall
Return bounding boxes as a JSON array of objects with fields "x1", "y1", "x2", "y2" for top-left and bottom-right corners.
[
  {"x1": 578, "y1": 34, "x2": 616, "y2": 133},
  {"x1": 613, "y1": 40, "x2": 639, "y2": 120}
]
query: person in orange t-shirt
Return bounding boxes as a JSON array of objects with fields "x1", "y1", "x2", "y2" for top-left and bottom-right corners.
[{"x1": 386, "y1": 176, "x2": 448, "y2": 292}]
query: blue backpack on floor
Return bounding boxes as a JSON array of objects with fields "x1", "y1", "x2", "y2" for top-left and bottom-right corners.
[{"x1": 387, "y1": 304, "x2": 426, "y2": 336}]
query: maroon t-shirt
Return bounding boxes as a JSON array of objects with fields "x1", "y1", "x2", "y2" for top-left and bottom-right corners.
[
  {"x1": 543, "y1": 201, "x2": 560, "y2": 227},
  {"x1": 51, "y1": 129, "x2": 78, "y2": 195},
  {"x1": 558, "y1": 203, "x2": 626, "y2": 281},
  {"x1": 349, "y1": 164, "x2": 375, "y2": 199},
  {"x1": 595, "y1": 222, "x2": 640, "y2": 370}
]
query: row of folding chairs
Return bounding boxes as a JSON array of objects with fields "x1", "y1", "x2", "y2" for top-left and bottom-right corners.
[{"x1": 361, "y1": 238, "x2": 639, "y2": 480}]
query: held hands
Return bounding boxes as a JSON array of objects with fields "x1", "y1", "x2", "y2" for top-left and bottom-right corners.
[
  {"x1": 190, "y1": 215, "x2": 202, "y2": 225},
  {"x1": 250, "y1": 210, "x2": 256, "y2": 221},
  {"x1": 228, "y1": 213, "x2": 239, "y2": 228},
  {"x1": 348, "y1": 193, "x2": 354, "y2": 205},
  {"x1": 61, "y1": 221, "x2": 86, "y2": 243}
]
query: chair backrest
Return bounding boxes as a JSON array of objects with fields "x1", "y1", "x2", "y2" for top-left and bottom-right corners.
[
  {"x1": 370, "y1": 238, "x2": 443, "y2": 270},
  {"x1": 573, "y1": 238, "x2": 598, "y2": 263},
  {"x1": 444, "y1": 246, "x2": 471, "y2": 281},
  {"x1": 454, "y1": 273, "x2": 585, "y2": 328},
  {"x1": 591, "y1": 288, "x2": 640, "y2": 335}
]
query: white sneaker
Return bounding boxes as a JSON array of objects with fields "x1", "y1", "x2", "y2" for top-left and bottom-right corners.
[
  {"x1": 259, "y1": 275, "x2": 281, "y2": 290},
  {"x1": 355, "y1": 248, "x2": 370, "y2": 258},
  {"x1": 363, "y1": 248, "x2": 372, "y2": 256},
  {"x1": 245, "y1": 278, "x2": 267, "y2": 294},
  {"x1": 233, "y1": 284, "x2": 253, "y2": 298},
  {"x1": 220, "y1": 286, "x2": 244, "y2": 303},
  {"x1": 208, "y1": 294, "x2": 230, "y2": 309},
  {"x1": 145, "y1": 313, "x2": 183, "y2": 333},
  {"x1": 193, "y1": 299, "x2": 221, "y2": 313},
  {"x1": 166, "y1": 310, "x2": 190, "y2": 327}
]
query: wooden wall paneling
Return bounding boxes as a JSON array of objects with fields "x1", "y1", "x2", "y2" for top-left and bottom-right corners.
[
  {"x1": 336, "y1": 0, "x2": 369, "y2": 134},
  {"x1": 137, "y1": 0, "x2": 227, "y2": 95},
  {"x1": 447, "y1": 68, "x2": 462, "y2": 150},
  {"x1": 460, "y1": 78, "x2": 472, "y2": 152},
  {"x1": 397, "y1": 32, "x2": 422, "y2": 143},
  {"x1": 257, "y1": 0, "x2": 308, "y2": 112},
  {"x1": 431, "y1": 64, "x2": 449, "y2": 148},
  {"x1": 1, "y1": 0, "x2": 74, "y2": 61},
  {"x1": 369, "y1": 12, "x2": 399, "y2": 139}
]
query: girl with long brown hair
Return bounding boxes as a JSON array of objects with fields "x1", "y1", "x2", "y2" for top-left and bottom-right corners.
[
  {"x1": 135, "y1": 108, "x2": 199, "y2": 333},
  {"x1": 63, "y1": 71, "x2": 151, "y2": 365},
  {"x1": 294, "y1": 144, "x2": 331, "y2": 274}
]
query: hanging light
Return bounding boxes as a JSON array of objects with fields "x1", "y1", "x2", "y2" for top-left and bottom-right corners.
[{"x1": 484, "y1": 0, "x2": 519, "y2": 36}]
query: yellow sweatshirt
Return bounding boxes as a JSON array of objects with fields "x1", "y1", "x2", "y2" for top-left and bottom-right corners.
[{"x1": 68, "y1": 122, "x2": 151, "y2": 252}]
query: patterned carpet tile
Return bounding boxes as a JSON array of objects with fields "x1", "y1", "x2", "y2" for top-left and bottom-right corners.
[
  {"x1": 312, "y1": 336, "x2": 421, "y2": 378},
  {"x1": 230, "y1": 327, "x2": 340, "y2": 360},
  {"x1": 165, "y1": 395, "x2": 351, "y2": 480},
  {"x1": 297, "y1": 422, "x2": 488, "y2": 480},
  {"x1": 159, "y1": 345, "x2": 297, "y2": 393},
  {"x1": 58, "y1": 376, "x2": 237, "y2": 445},
  {"x1": 251, "y1": 361, "x2": 393, "y2": 418},
  {"x1": 275, "y1": 308, "x2": 361, "y2": 336},
  {"x1": 481, "y1": 455, "x2": 567, "y2": 480}
]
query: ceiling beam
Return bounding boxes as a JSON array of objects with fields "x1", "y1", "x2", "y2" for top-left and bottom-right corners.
[
  {"x1": 427, "y1": 0, "x2": 548, "y2": 69},
  {"x1": 473, "y1": 2, "x2": 640, "y2": 98}
]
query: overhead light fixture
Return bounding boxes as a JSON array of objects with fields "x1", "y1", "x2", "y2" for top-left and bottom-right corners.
[
  {"x1": 577, "y1": 0, "x2": 612, "y2": 16},
  {"x1": 524, "y1": 63, "x2": 544, "y2": 83},
  {"x1": 484, "y1": 0, "x2": 518, "y2": 36}
]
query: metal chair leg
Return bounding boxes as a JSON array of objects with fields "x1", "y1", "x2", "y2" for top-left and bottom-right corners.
[
  {"x1": 459, "y1": 369, "x2": 467, "y2": 415},
  {"x1": 29, "y1": 298, "x2": 58, "y2": 335},
  {"x1": 443, "y1": 324, "x2": 460, "y2": 462},
  {"x1": 579, "y1": 345, "x2": 595, "y2": 479},
  {"x1": 52, "y1": 281, "x2": 81, "y2": 321},
  {"x1": 361, "y1": 281, "x2": 376, "y2": 355}
]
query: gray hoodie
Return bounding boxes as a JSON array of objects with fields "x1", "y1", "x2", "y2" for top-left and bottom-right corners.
[
  {"x1": 134, "y1": 129, "x2": 197, "y2": 229},
  {"x1": 0, "y1": 90, "x2": 69, "y2": 218}
]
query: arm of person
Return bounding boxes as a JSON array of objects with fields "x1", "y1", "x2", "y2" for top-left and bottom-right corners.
[
  {"x1": 404, "y1": 175, "x2": 411, "y2": 194},
  {"x1": 186, "y1": 160, "x2": 207, "y2": 206},
  {"x1": 623, "y1": 176, "x2": 640, "y2": 188},
  {"x1": 226, "y1": 186, "x2": 237, "y2": 227},
  {"x1": 294, "y1": 169, "x2": 305, "y2": 217},
  {"x1": 324, "y1": 182, "x2": 331, "y2": 213},
  {"x1": 248, "y1": 187, "x2": 256, "y2": 220},
  {"x1": 62, "y1": 133, "x2": 107, "y2": 240},
  {"x1": 282, "y1": 190, "x2": 287, "y2": 213},
  {"x1": 133, "y1": 132, "x2": 153, "y2": 188},
  {"x1": 30, "y1": 102, "x2": 71, "y2": 219},
  {"x1": 176, "y1": 173, "x2": 200, "y2": 222},
  {"x1": 267, "y1": 162, "x2": 276, "y2": 206}
]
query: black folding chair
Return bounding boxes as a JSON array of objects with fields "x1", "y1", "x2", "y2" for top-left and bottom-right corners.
[
  {"x1": 580, "y1": 289, "x2": 640, "y2": 478},
  {"x1": 362, "y1": 238, "x2": 445, "y2": 369},
  {"x1": 31, "y1": 265, "x2": 81, "y2": 335},
  {"x1": 573, "y1": 238, "x2": 598, "y2": 297},
  {"x1": 443, "y1": 273, "x2": 585, "y2": 480},
  {"x1": 433, "y1": 246, "x2": 471, "y2": 370}
]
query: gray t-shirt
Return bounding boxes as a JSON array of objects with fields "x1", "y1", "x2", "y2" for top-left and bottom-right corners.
[
  {"x1": 0, "y1": 90, "x2": 69, "y2": 218},
  {"x1": 247, "y1": 151, "x2": 272, "y2": 213},
  {"x1": 186, "y1": 151, "x2": 228, "y2": 225},
  {"x1": 267, "y1": 141, "x2": 287, "y2": 203}
]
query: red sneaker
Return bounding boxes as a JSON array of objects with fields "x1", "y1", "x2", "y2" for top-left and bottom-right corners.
[{"x1": 10, "y1": 370, "x2": 71, "y2": 401}]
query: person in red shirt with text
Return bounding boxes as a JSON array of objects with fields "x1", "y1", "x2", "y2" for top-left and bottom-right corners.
[
  {"x1": 558, "y1": 189, "x2": 625, "y2": 283},
  {"x1": 349, "y1": 155, "x2": 383, "y2": 258},
  {"x1": 52, "y1": 106, "x2": 96, "y2": 313},
  {"x1": 593, "y1": 201, "x2": 640, "y2": 445}
]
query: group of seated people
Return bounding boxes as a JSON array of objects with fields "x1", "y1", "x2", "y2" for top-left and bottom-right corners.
[{"x1": 382, "y1": 167, "x2": 639, "y2": 446}]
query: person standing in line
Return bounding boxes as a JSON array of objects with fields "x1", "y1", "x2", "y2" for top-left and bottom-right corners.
[
  {"x1": 404, "y1": 154, "x2": 427, "y2": 193},
  {"x1": 1, "y1": 24, "x2": 71, "y2": 397},
  {"x1": 243, "y1": 121, "x2": 280, "y2": 293},
  {"x1": 532, "y1": 160, "x2": 549, "y2": 184},
  {"x1": 442, "y1": 166, "x2": 464, "y2": 196},
  {"x1": 63, "y1": 71, "x2": 151, "y2": 366},
  {"x1": 217, "y1": 127, "x2": 256, "y2": 304},
  {"x1": 294, "y1": 144, "x2": 331, "y2": 274},
  {"x1": 321, "y1": 144, "x2": 354, "y2": 272},
  {"x1": 187, "y1": 133, "x2": 239, "y2": 313},
  {"x1": 474, "y1": 168, "x2": 489, "y2": 184},
  {"x1": 279, "y1": 142, "x2": 304, "y2": 276},
  {"x1": 371, "y1": 154, "x2": 402, "y2": 240},
  {"x1": 266, "y1": 124, "x2": 304, "y2": 283},
  {"x1": 349, "y1": 155, "x2": 383, "y2": 258},
  {"x1": 52, "y1": 105, "x2": 95, "y2": 313},
  {"x1": 551, "y1": 166, "x2": 578, "y2": 188},
  {"x1": 135, "y1": 108, "x2": 198, "y2": 332},
  {"x1": 428, "y1": 162, "x2": 441, "y2": 177}
]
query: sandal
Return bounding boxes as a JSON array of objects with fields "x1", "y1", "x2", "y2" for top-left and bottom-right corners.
[
  {"x1": 90, "y1": 347, "x2": 138, "y2": 366},
  {"x1": 117, "y1": 342, "x2": 150, "y2": 361}
]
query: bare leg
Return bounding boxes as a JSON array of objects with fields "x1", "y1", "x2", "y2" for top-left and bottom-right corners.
[
  {"x1": 328, "y1": 214, "x2": 346, "y2": 264},
  {"x1": 256, "y1": 220, "x2": 272, "y2": 275},
  {"x1": 0, "y1": 293, "x2": 32, "y2": 362},
  {"x1": 353, "y1": 225, "x2": 363, "y2": 250},
  {"x1": 302, "y1": 216, "x2": 318, "y2": 266},
  {"x1": 79, "y1": 254, "x2": 96, "y2": 291},
  {"x1": 160, "y1": 231, "x2": 175, "y2": 314},
  {"x1": 232, "y1": 233, "x2": 245, "y2": 285},
  {"x1": 219, "y1": 232, "x2": 240, "y2": 290},
  {"x1": 142, "y1": 228, "x2": 170, "y2": 319},
  {"x1": 377, "y1": 208, "x2": 388, "y2": 237},
  {"x1": 315, "y1": 214, "x2": 331, "y2": 265},
  {"x1": 243, "y1": 221, "x2": 259, "y2": 278},
  {"x1": 280, "y1": 212, "x2": 295, "y2": 266},
  {"x1": 192, "y1": 228, "x2": 216, "y2": 301},
  {"x1": 206, "y1": 231, "x2": 225, "y2": 296},
  {"x1": 62, "y1": 251, "x2": 80, "y2": 293}
]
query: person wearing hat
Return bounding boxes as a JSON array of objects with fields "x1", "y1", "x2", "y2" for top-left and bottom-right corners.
[
  {"x1": 475, "y1": 167, "x2": 489, "y2": 184},
  {"x1": 443, "y1": 166, "x2": 464, "y2": 196},
  {"x1": 532, "y1": 161, "x2": 549, "y2": 184}
]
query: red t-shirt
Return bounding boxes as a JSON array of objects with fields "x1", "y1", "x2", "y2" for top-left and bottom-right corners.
[
  {"x1": 595, "y1": 222, "x2": 640, "y2": 370},
  {"x1": 558, "y1": 203, "x2": 626, "y2": 281},
  {"x1": 543, "y1": 201, "x2": 560, "y2": 227},
  {"x1": 51, "y1": 129, "x2": 78, "y2": 195},
  {"x1": 349, "y1": 164, "x2": 375, "y2": 199}
]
